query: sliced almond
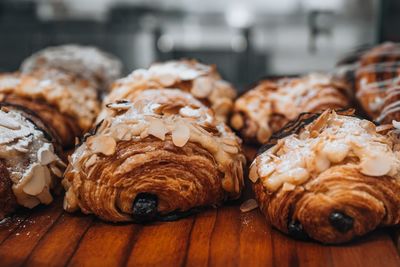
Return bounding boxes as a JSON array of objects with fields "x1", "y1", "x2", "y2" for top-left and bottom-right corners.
[
  {"x1": 23, "y1": 165, "x2": 46, "y2": 196},
  {"x1": 179, "y1": 106, "x2": 202, "y2": 118},
  {"x1": 87, "y1": 135, "x2": 117, "y2": 156},
  {"x1": 249, "y1": 164, "x2": 259, "y2": 183},
  {"x1": 0, "y1": 111, "x2": 20, "y2": 130},
  {"x1": 240, "y1": 199, "x2": 258, "y2": 212},
  {"x1": 36, "y1": 187, "x2": 53, "y2": 204},
  {"x1": 172, "y1": 122, "x2": 190, "y2": 147},
  {"x1": 158, "y1": 73, "x2": 176, "y2": 86},
  {"x1": 360, "y1": 154, "x2": 393, "y2": 176},
  {"x1": 148, "y1": 118, "x2": 168, "y2": 141},
  {"x1": 85, "y1": 154, "x2": 98, "y2": 168},
  {"x1": 222, "y1": 144, "x2": 238, "y2": 154},
  {"x1": 63, "y1": 189, "x2": 79, "y2": 212},
  {"x1": 259, "y1": 164, "x2": 275, "y2": 177},
  {"x1": 49, "y1": 164, "x2": 63, "y2": 177},
  {"x1": 191, "y1": 77, "x2": 213, "y2": 98},
  {"x1": 106, "y1": 101, "x2": 131, "y2": 111},
  {"x1": 360, "y1": 120, "x2": 376, "y2": 133},
  {"x1": 393, "y1": 120, "x2": 400, "y2": 130},
  {"x1": 37, "y1": 144, "x2": 56, "y2": 165},
  {"x1": 323, "y1": 142, "x2": 350, "y2": 163},
  {"x1": 314, "y1": 155, "x2": 330, "y2": 173},
  {"x1": 282, "y1": 182, "x2": 296, "y2": 192},
  {"x1": 308, "y1": 110, "x2": 330, "y2": 134},
  {"x1": 377, "y1": 124, "x2": 394, "y2": 133}
]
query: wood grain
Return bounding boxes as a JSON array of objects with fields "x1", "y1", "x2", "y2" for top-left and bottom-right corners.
[{"x1": 0, "y1": 146, "x2": 399, "y2": 267}]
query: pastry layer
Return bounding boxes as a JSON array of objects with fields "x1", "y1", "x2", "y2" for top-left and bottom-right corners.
[
  {"x1": 250, "y1": 110, "x2": 400, "y2": 243},
  {"x1": 104, "y1": 59, "x2": 236, "y2": 122},
  {"x1": 21, "y1": 44, "x2": 123, "y2": 91},
  {"x1": 63, "y1": 94, "x2": 245, "y2": 222},
  {"x1": 231, "y1": 73, "x2": 350, "y2": 144}
]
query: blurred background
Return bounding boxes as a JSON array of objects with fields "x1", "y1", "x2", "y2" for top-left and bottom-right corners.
[{"x1": 0, "y1": 0, "x2": 396, "y2": 89}]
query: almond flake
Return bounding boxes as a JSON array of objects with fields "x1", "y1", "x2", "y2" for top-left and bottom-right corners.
[
  {"x1": 191, "y1": 76, "x2": 213, "y2": 98},
  {"x1": 148, "y1": 118, "x2": 168, "y2": 140},
  {"x1": 23, "y1": 165, "x2": 46, "y2": 196},
  {"x1": 87, "y1": 135, "x2": 116, "y2": 156},
  {"x1": 240, "y1": 199, "x2": 258, "y2": 212},
  {"x1": 172, "y1": 122, "x2": 190, "y2": 147}
]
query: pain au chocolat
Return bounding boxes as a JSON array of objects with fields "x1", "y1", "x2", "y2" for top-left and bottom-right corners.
[
  {"x1": 104, "y1": 59, "x2": 237, "y2": 122},
  {"x1": 231, "y1": 73, "x2": 350, "y2": 144},
  {"x1": 250, "y1": 110, "x2": 400, "y2": 243},
  {"x1": 62, "y1": 89, "x2": 245, "y2": 222}
]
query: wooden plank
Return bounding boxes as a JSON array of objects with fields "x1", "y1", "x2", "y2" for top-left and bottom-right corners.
[
  {"x1": 0, "y1": 202, "x2": 63, "y2": 267},
  {"x1": 126, "y1": 217, "x2": 195, "y2": 266},
  {"x1": 67, "y1": 220, "x2": 140, "y2": 267},
  {"x1": 24, "y1": 213, "x2": 93, "y2": 267}
]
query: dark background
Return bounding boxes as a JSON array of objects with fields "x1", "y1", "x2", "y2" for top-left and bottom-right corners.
[{"x1": 0, "y1": 0, "x2": 391, "y2": 90}]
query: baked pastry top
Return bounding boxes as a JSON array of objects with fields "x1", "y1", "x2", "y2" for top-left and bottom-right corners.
[
  {"x1": 63, "y1": 90, "x2": 245, "y2": 222},
  {"x1": 231, "y1": 73, "x2": 350, "y2": 144},
  {"x1": 337, "y1": 42, "x2": 400, "y2": 124},
  {"x1": 0, "y1": 70, "x2": 100, "y2": 147},
  {"x1": 0, "y1": 105, "x2": 65, "y2": 219},
  {"x1": 104, "y1": 59, "x2": 236, "y2": 122},
  {"x1": 250, "y1": 109, "x2": 400, "y2": 243},
  {"x1": 20, "y1": 44, "x2": 123, "y2": 92}
]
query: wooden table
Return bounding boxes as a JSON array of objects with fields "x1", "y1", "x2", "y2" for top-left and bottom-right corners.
[{"x1": 0, "y1": 147, "x2": 399, "y2": 267}]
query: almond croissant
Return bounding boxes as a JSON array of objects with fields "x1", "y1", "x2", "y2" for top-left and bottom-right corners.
[
  {"x1": 231, "y1": 73, "x2": 350, "y2": 144},
  {"x1": 63, "y1": 89, "x2": 245, "y2": 222},
  {"x1": 250, "y1": 110, "x2": 400, "y2": 243},
  {"x1": 104, "y1": 59, "x2": 236, "y2": 122},
  {"x1": 0, "y1": 70, "x2": 100, "y2": 148},
  {"x1": 20, "y1": 44, "x2": 123, "y2": 93},
  {"x1": 0, "y1": 103, "x2": 65, "y2": 220}
]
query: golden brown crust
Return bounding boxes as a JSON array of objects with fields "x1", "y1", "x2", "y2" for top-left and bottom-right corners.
[
  {"x1": 350, "y1": 42, "x2": 400, "y2": 123},
  {"x1": 1, "y1": 95, "x2": 81, "y2": 148},
  {"x1": 231, "y1": 74, "x2": 350, "y2": 144},
  {"x1": 105, "y1": 59, "x2": 236, "y2": 122},
  {"x1": 0, "y1": 71, "x2": 99, "y2": 131},
  {"x1": 0, "y1": 160, "x2": 17, "y2": 220},
  {"x1": 250, "y1": 110, "x2": 400, "y2": 243},
  {"x1": 253, "y1": 166, "x2": 400, "y2": 243},
  {"x1": 20, "y1": 44, "x2": 123, "y2": 92},
  {"x1": 63, "y1": 94, "x2": 245, "y2": 222},
  {"x1": 64, "y1": 137, "x2": 226, "y2": 221}
]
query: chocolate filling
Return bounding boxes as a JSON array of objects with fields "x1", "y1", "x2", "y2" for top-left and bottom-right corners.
[{"x1": 329, "y1": 211, "x2": 354, "y2": 233}]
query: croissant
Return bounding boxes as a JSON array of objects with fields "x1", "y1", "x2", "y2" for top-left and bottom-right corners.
[
  {"x1": 0, "y1": 103, "x2": 65, "y2": 220},
  {"x1": 231, "y1": 73, "x2": 350, "y2": 144},
  {"x1": 0, "y1": 69, "x2": 100, "y2": 148},
  {"x1": 104, "y1": 59, "x2": 236, "y2": 122},
  {"x1": 347, "y1": 42, "x2": 400, "y2": 124},
  {"x1": 250, "y1": 109, "x2": 400, "y2": 243},
  {"x1": 98, "y1": 88, "x2": 213, "y2": 123},
  {"x1": 63, "y1": 89, "x2": 245, "y2": 222},
  {"x1": 20, "y1": 44, "x2": 123, "y2": 92}
]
